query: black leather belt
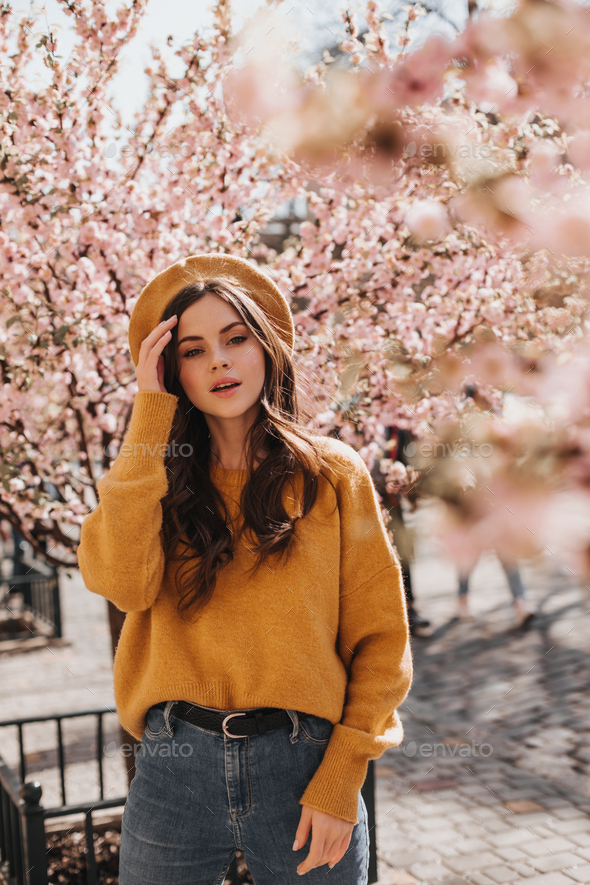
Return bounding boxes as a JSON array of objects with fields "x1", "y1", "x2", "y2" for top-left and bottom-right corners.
[{"x1": 172, "y1": 700, "x2": 311, "y2": 738}]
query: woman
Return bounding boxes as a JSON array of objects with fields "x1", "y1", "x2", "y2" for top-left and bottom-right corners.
[{"x1": 77, "y1": 253, "x2": 412, "y2": 885}]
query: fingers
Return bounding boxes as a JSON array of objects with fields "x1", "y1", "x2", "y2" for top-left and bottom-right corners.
[
  {"x1": 140, "y1": 315, "x2": 177, "y2": 351},
  {"x1": 296, "y1": 829, "x2": 328, "y2": 876},
  {"x1": 293, "y1": 805, "x2": 312, "y2": 856},
  {"x1": 327, "y1": 831, "x2": 353, "y2": 869},
  {"x1": 294, "y1": 808, "x2": 355, "y2": 875},
  {"x1": 140, "y1": 316, "x2": 177, "y2": 361},
  {"x1": 136, "y1": 317, "x2": 177, "y2": 393}
]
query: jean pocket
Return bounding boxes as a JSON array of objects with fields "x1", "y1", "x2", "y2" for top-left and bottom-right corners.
[
  {"x1": 143, "y1": 705, "x2": 167, "y2": 740},
  {"x1": 299, "y1": 714, "x2": 333, "y2": 746}
]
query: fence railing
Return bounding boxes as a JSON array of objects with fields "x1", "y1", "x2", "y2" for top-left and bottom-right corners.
[
  {"x1": 0, "y1": 561, "x2": 62, "y2": 643},
  {"x1": 0, "y1": 707, "x2": 127, "y2": 885},
  {"x1": 0, "y1": 707, "x2": 376, "y2": 885}
]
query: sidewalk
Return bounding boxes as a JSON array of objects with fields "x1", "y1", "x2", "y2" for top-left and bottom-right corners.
[
  {"x1": 0, "y1": 506, "x2": 589, "y2": 884},
  {"x1": 374, "y1": 508, "x2": 590, "y2": 885}
]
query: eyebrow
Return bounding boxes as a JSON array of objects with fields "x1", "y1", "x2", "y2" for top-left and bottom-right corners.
[{"x1": 177, "y1": 321, "x2": 247, "y2": 347}]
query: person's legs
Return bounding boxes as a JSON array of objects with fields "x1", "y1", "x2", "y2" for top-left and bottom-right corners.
[
  {"x1": 499, "y1": 561, "x2": 526, "y2": 600},
  {"x1": 119, "y1": 702, "x2": 237, "y2": 885},
  {"x1": 239, "y1": 712, "x2": 369, "y2": 884},
  {"x1": 457, "y1": 571, "x2": 472, "y2": 618},
  {"x1": 402, "y1": 559, "x2": 414, "y2": 605},
  {"x1": 498, "y1": 560, "x2": 536, "y2": 625},
  {"x1": 390, "y1": 504, "x2": 430, "y2": 631}
]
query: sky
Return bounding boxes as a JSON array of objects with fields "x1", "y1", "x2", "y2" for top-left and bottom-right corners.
[{"x1": 7, "y1": 0, "x2": 478, "y2": 126}]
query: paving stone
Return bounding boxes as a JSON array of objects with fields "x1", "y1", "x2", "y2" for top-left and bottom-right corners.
[
  {"x1": 520, "y1": 838, "x2": 578, "y2": 857},
  {"x1": 529, "y1": 853, "x2": 586, "y2": 874},
  {"x1": 529, "y1": 826, "x2": 566, "y2": 840},
  {"x1": 489, "y1": 828, "x2": 545, "y2": 848},
  {"x1": 378, "y1": 836, "x2": 411, "y2": 852},
  {"x1": 443, "y1": 853, "x2": 501, "y2": 873},
  {"x1": 511, "y1": 861, "x2": 538, "y2": 877},
  {"x1": 379, "y1": 871, "x2": 419, "y2": 885},
  {"x1": 476, "y1": 809, "x2": 507, "y2": 820},
  {"x1": 496, "y1": 846, "x2": 528, "y2": 862},
  {"x1": 420, "y1": 801, "x2": 466, "y2": 815},
  {"x1": 484, "y1": 864, "x2": 518, "y2": 883},
  {"x1": 484, "y1": 820, "x2": 514, "y2": 834},
  {"x1": 563, "y1": 865, "x2": 590, "y2": 883},
  {"x1": 519, "y1": 875, "x2": 581, "y2": 885},
  {"x1": 570, "y1": 833, "x2": 590, "y2": 848},
  {"x1": 455, "y1": 838, "x2": 492, "y2": 854},
  {"x1": 408, "y1": 861, "x2": 451, "y2": 880},
  {"x1": 502, "y1": 814, "x2": 554, "y2": 828},
  {"x1": 575, "y1": 847, "x2": 590, "y2": 861},
  {"x1": 540, "y1": 798, "x2": 574, "y2": 810},
  {"x1": 549, "y1": 819, "x2": 590, "y2": 835},
  {"x1": 383, "y1": 848, "x2": 440, "y2": 868},
  {"x1": 415, "y1": 815, "x2": 461, "y2": 831},
  {"x1": 467, "y1": 874, "x2": 497, "y2": 885},
  {"x1": 435, "y1": 878, "x2": 474, "y2": 885},
  {"x1": 410, "y1": 828, "x2": 458, "y2": 845},
  {"x1": 550, "y1": 807, "x2": 585, "y2": 820},
  {"x1": 458, "y1": 824, "x2": 492, "y2": 838}
]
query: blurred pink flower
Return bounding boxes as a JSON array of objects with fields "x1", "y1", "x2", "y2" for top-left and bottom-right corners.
[{"x1": 404, "y1": 199, "x2": 449, "y2": 243}]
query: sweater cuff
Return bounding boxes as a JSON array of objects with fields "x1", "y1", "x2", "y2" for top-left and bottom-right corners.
[
  {"x1": 118, "y1": 391, "x2": 179, "y2": 468},
  {"x1": 299, "y1": 719, "x2": 404, "y2": 824}
]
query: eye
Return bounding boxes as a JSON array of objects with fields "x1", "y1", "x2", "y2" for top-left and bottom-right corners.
[{"x1": 182, "y1": 335, "x2": 247, "y2": 359}]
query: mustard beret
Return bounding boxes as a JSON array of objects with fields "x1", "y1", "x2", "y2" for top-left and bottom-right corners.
[{"x1": 128, "y1": 253, "x2": 295, "y2": 368}]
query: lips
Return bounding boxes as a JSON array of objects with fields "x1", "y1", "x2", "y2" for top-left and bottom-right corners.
[{"x1": 210, "y1": 376, "x2": 241, "y2": 392}]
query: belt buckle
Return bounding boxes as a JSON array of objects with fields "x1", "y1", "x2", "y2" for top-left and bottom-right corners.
[{"x1": 222, "y1": 711, "x2": 246, "y2": 738}]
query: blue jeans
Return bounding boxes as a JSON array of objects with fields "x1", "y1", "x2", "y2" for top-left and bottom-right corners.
[{"x1": 119, "y1": 701, "x2": 370, "y2": 885}]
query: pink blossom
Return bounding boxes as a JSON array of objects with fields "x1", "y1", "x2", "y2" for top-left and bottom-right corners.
[{"x1": 404, "y1": 199, "x2": 449, "y2": 243}]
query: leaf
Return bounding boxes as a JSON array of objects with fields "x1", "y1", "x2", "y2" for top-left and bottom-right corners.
[
  {"x1": 6, "y1": 314, "x2": 22, "y2": 328},
  {"x1": 54, "y1": 324, "x2": 70, "y2": 345}
]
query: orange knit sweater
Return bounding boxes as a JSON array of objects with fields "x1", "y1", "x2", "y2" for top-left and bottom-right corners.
[{"x1": 77, "y1": 391, "x2": 412, "y2": 824}]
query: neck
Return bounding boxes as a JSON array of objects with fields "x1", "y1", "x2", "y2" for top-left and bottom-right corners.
[{"x1": 210, "y1": 446, "x2": 270, "y2": 472}]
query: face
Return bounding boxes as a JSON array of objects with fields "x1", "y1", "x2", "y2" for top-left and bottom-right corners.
[{"x1": 175, "y1": 292, "x2": 267, "y2": 425}]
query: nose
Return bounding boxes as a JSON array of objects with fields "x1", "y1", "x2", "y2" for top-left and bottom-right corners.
[{"x1": 209, "y1": 347, "x2": 233, "y2": 372}]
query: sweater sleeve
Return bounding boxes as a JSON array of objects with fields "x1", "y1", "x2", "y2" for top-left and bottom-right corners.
[
  {"x1": 77, "y1": 390, "x2": 179, "y2": 612},
  {"x1": 299, "y1": 444, "x2": 413, "y2": 824}
]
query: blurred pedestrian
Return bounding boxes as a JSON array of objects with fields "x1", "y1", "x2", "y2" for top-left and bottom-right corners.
[
  {"x1": 457, "y1": 556, "x2": 536, "y2": 628},
  {"x1": 371, "y1": 427, "x2": 431, "y2": 636}
]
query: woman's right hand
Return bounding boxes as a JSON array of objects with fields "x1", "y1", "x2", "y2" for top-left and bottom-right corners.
[{"x1": 136, "y1": 315, "x2": 178, "y2": 393}]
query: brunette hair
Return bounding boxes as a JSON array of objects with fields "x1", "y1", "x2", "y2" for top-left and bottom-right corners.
[{"x1": 157, "y1": 277, "x2": 336, "y2": 621}]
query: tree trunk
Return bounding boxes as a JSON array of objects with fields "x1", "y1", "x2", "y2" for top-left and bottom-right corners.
[{"x1": 107, "y1": 600, "x2": 136, "y2": 786}]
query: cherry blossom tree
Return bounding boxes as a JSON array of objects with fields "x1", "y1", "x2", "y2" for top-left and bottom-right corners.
[
  {"x1": 1, "y1": 0, "x2": 590, "y2": 587},
  {"x1": 224, "y1": 0, "x2": 590, "y2": 576}
]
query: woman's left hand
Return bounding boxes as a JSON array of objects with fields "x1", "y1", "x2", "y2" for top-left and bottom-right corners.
[{"x1": 292, "y1": 804, "x2": 354, "y2": 875}]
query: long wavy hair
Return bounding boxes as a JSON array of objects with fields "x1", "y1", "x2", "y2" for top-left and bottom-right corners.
[{"x1": 157, "y1": 277, "x2": 337, "y2": 621}]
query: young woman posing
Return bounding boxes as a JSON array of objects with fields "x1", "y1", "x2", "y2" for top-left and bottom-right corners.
[{"x1": 77, "y1": 254, "x2": 413, "y2": 885}]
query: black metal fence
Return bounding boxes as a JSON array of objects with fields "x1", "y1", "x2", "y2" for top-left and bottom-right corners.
[
  {"x1": 0, "y1": 707, "x2": 127, "y2": 885},
  {"x1": 0, "y1": 562, "x2": 62, "y2": 643},
  {"x1": 0, "y1": 707, "x2": 377, "y2": 885}
]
